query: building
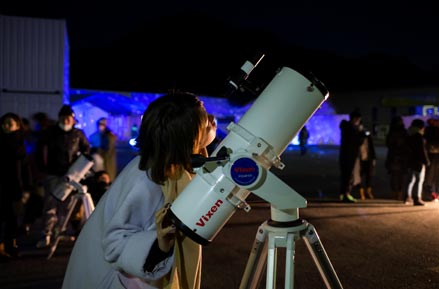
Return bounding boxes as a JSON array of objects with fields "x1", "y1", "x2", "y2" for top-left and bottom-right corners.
[{"x1": 0, "y1": 15, "x2": 69, "y2": 120}]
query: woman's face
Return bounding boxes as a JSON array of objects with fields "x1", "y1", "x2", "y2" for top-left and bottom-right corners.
[
  {"x1": 193, "y1": 112, "x2": 216, "y2": 154},
  {"x1": 195, "y1": 113, "x2": 217, "y2": 152},
  {"x1": 2, "y1": 117, "x2": 20, "y2": 133}
]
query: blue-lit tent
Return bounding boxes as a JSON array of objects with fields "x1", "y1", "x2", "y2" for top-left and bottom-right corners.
[
  {"x1": 70, "y1": 89, "x2": 341, "y2": 145},
  {"x1": 70, "y1": 90, "x2": 155, "y2": 140},
  {"x1": 69, "y1": 89, "x2": 252, "y2": 142}
]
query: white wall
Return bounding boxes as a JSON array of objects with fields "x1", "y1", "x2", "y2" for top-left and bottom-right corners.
[{"x1": 0, "y1": 15, "x2": 68, "y2": 121}]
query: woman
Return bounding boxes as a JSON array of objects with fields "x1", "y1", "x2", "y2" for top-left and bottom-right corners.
[
  {"x1": 357, "y1": 125, "x2": 376, "y2": 200},
  {"x1": 0, "y1": 113, "x2": 32, "y2": 260},
  {"x1": 62, "y1": 92, "x2": 216, "y2": 289},
  {"x1": 385, "y1": 116, "x2": 409, "y2": 201},
  {"x1": 423, "y1": 118, "x2": 439, "y2": 201}
]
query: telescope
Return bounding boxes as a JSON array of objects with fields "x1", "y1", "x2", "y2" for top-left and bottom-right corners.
[
  {"x1": 167, "y1": 65, "x2": 328, "y2": 245},
  {"x1": 168, "y1": 58, "x2": 344, "y2": 289},
  {"x1": 47, "y1": 154, "x2": 95, "y2": 259},
  {"x1": 51, "y1": 154, "x2": 94, "y2": 202}
]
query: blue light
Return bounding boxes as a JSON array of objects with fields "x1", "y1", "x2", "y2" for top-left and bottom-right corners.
[
  {"x1": 70, "y1": 90, "x2": 342, "y2": 145},
  {"x1": 129, "y1": 138, "x2": 137, "y2": 147},
  {"x1": 63, "y1": 28, "x2": 70, "y2": 105}
]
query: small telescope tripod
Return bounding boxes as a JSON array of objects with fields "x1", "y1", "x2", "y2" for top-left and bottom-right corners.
[
  {"x1": 47, "y1": 183, "x2": 95, "y2": 259},
  {"x1": 239, "y1": 207, "x2": 343, "y2": 289}
]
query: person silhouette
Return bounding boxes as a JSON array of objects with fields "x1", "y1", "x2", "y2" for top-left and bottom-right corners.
[
  {"x1": 35, "y1": 105, "x2": 90, "y2": 248},
  {"x1": 299, "y1": 126, "x2": 310, "y2": 155},
  {"x1": 339, "y1": 109, "x2": 365, "y2": 203},
  {"x1": 89, "y1": 118, "x2": 117, "y2": 180},
  {"x1": 404, "y1": 119, "x2": 430, "y2": 206}
]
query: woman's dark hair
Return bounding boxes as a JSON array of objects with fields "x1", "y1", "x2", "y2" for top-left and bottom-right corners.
[
  {"x1": 349, "y1": 109, "x2": 361, "y2": 120},
  {"x1": 137, "y1": 92, "x2": 207, "y2": 184},
  {"x1": 411, "y1": 118, "x2": 425, "y2": 129},
  {"x1": 0, "y1": 112, "x2": 23, "y2": 132}
]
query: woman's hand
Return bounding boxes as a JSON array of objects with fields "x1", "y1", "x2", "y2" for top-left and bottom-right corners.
[{"x1": 154, "y1": 204, "x2": 176, "y2": 253}]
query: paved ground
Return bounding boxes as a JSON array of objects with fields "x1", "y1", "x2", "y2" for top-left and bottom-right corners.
[
  {"x1": 1, "y1": 145, "x2": 439, "y2": 289},
  {"x1": 204, "y1": 200, "x2": 439, "y2": 289}
]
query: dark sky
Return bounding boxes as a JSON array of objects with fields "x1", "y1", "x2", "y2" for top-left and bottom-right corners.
[{"x1": 2, "y1": 1, "x2": 438, "y2": 95}]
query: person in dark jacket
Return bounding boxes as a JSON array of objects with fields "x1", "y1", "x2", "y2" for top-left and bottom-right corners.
[
  {"x1": 385, "y1": 116, "x2": 410, "y2": 201},
  {"x1": 423, "y1": 118, "x2": 439, "y2": 201},
  {"x1": 0, "y1": 113, "x2": 32, "y2": 260},
  {"x1": 299, "y1": 126, "x2": 310, "y2": 156},
  {"x1": 35, "y1": 105, "x2": 90, "y2": 248},
  {"x1": 339, "y1": 109, "x2": 365, "y2": 202},
  {"x1": 89, "y1": 118, "x2": 117, "y2": 181},
  {"x1": 405, "y1": 119, "x2": 430, "y2": 206}
]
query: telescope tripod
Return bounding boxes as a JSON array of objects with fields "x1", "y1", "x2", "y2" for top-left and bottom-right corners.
[
  {"x1": 239, "y1": 210, "x2": 343, "y2": 289},
  {"x1": 47, "y1": 185, "x2": 95, "y2": 259}
]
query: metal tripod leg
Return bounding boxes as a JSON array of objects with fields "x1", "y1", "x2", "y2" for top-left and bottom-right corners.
[
  {"x1": 239, "y1": 220, "x2": 343, "y2": 289},
  {"x1": 239, "y1": 223, "x2": 269, "y2": 289},
  {"x1": 302, "y1": 224, "x2": 343, "y2": 289},
  {"x1": 47, "y1": 191, "x2": 95, "y2": 259},
  {"x1": 47, "y1": 195, "x2": 78, "y2": 259}
]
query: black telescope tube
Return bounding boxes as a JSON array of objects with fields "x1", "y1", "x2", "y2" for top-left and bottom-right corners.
[{"x1": 166, "y1": 209, "x2": 210, "y2": 246}]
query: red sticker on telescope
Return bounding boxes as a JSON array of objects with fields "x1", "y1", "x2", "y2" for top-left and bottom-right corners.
[{"x1": 230, "y1": 157, "x2": 259, "y2": 186}]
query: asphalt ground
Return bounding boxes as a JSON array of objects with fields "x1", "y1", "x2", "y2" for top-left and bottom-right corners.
[{"x1": 1, "y1": 145, "x2": 439, "y2": 289}]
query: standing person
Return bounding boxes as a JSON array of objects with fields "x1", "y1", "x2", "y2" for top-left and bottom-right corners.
[
  {"x1": 0, "y1": 113, "x2": 32, "y2": 260},
  {"x1": 131, "y1": 123, "x2": 139, "y2": 139},
  {"x1": 35, "y1": 105, "x2": 90, "y2": 248},
  {"x1": 338, "y1": 109, "x2": 365, "y2": 203},
  {"x1": 423, "y1": 118, "x2": 439, "y2": 201},
  {"x1": 385, "y1": 116, "x2": 410, "y2": 201},
  {"x1": 14, "y1": 117, "x2": 35, "y2": 234},
  {"x1": 89, "y1": 117, "x2": 118, "y2": 180},
  {"x1": 405, "y1": 119, "x2": 430, "y2": 206},
  {"x1": 21, "y1": 112, "x2": 54, "y2": 234},
  {"x1": 62, "y1": 92, "x2": 216, "y2": 289},
  {"x1": 32, "y1": 112, "x2": 54, "y2": 132},
  {"x1": 357, "y1": 125, "x2": 376, "y2": 200},
  {"x1": 298, "y1": 125, "x2": 310, "y2": 156}
]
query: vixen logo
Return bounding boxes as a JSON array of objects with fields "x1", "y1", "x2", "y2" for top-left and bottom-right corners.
[
  {"x1": 195, "y1": 199, "x2": 223, "y2": 227},
  {"x1": 231, "y1": 157, "x2": 259, "y2": 186},
  {"x1": 233, "y1": 167, "x2": 256, "y2": 173}
]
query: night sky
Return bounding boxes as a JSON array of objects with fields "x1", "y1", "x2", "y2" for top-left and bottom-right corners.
[{"x1": 2, "y1": 1, "x2": 438, "y2": 96}]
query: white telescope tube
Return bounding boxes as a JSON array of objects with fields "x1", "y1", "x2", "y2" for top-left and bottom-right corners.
[
  {"x1": 236, "y1": 67, "x2": 328, "y2": 155},
  {"x1": 51, "y1": 154, "x2": 94, "y2": 201},
  {"x1": 169, "y1": 67, "x2": 328, "y2": 245}
]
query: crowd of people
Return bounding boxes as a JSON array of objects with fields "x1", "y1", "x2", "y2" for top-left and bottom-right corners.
[
  {"x1": 339, "y1": 109, "x2": 439, "y2": 205},
  {"x1": 338, "y1": 109, "x2": 376, "y2": 202},
  {"x1": 386, "y1": 116, "x2": 439, "y2": 206},
  {"x1": 0, "y1": 104, "x2": 117, "y2": 261}
]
